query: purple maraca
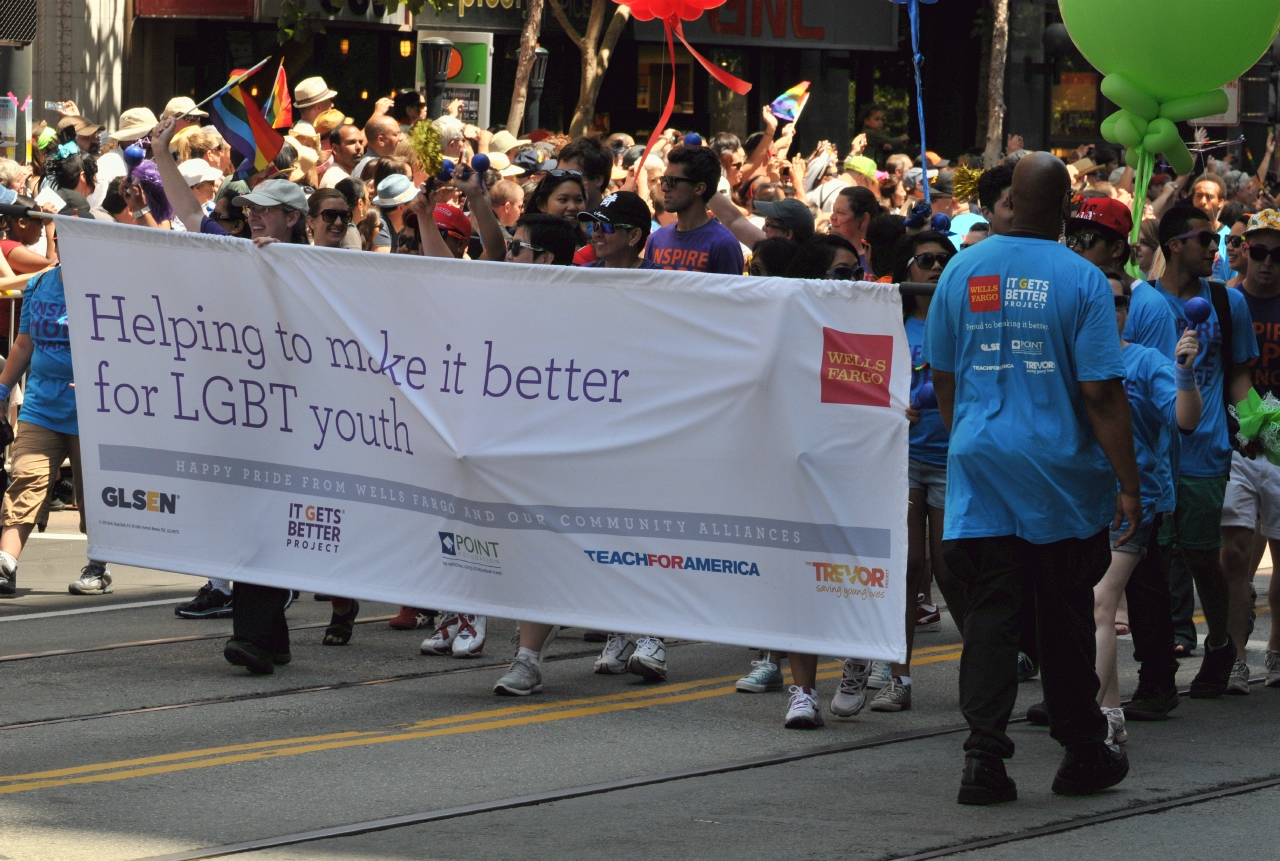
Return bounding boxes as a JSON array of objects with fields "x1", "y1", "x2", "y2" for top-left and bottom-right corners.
[{"x1": 913, "y1": 381, "x2": 937, "y2": 410}]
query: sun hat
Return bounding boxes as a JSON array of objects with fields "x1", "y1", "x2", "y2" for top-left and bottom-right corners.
[
  {"x1": 376, "y1": 173, "x2": 417, "y2": 207},
  {"x1": 109, "y1": 107, "x2": 159, "y2": 142},
  {"x1": 161, "y1": 96, "x2": 208, "y2": 119},
  {"x1": 294, "y1": 77, "x2": 338, "y2": 109},
  {"x1": 483, "y1": 152, "x2": 523, "y2": 178},
  {"x1": 490, "y1": 130, "x2": 532, "y2": 153},
  {"x1": 1243, "y1": 209, "x2": 1280, "y2": 237}
]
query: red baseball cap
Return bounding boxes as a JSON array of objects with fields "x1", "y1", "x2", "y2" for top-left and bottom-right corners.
[
  {"x1": 1068, "y1": 197, "x2": 1133, "y2": 240},
  {"x1": 433, "y1": 203, "x2": 472, "y2": 239}
]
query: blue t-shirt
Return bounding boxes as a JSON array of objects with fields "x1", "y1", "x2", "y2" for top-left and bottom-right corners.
[
  {"x1": 643, "y1": 218, "x2": 744, "y2": 274},
  {"x1": 923, "y1": 233, "x2": 1126, "y2": 544},
  {"x1": 1119, "y1": 343, "x2": 1179, "y2": 525},
  {"x1": 18, "y1": 267, "x2": 77, "y2": 435},
  {"x1": 905, "y1": 314, "x2": 948, "y2": 466},
  {"x1": 1124, "y1": 278, "x2": 1258, "y2": 477}
]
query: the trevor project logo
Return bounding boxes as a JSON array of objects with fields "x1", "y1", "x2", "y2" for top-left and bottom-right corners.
[{"x1": 820, "y1": 328, "x2": 892, "y2": 407}]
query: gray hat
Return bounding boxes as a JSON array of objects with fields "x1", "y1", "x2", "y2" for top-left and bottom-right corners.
[
  {"x1": 754, "y1": 198, "x2": 815, "y2": 242},
  {"x1": 233, "y1": 178, "x2": 309, "y2": 213}
]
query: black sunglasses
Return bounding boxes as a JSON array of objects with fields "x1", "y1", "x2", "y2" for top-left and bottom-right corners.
[
  {"x1": 1066, "y1": 232, "x2": 1110, "y2": 251},
  {"x1": 1226, "y1": 235, "x2": 1245, "y2": 249},
  {"x1": 659, "y1": 175, "x2": 699, "y2": 190},
  {"x1": 1114, "y1": 294, "x2": 1131, "y2": 310},
  {"x1": 318, "y1": 208, "x2": 352, "y2": 224},
  {"x1": 209, "y1": 212, "x2": 244, "y2": 225},
  {"x1": 1173, "y1": 229, "x2": 1219, "y2": 247},
  {"x1": 545, "y1": 169, "x2": 583, "y2": 180},
  {"x1": 826, "y1": 264, "x2": 863, "y2": 281},
  {"x1": 909, "y1": 251, "x2": 953, "y2": 270},
  {"x1": 508, "y1": 238, "x2": 549, "y2": 258},
  {"x1": 1247, "y1": 244, "x2": 1280, "y2": 265}
]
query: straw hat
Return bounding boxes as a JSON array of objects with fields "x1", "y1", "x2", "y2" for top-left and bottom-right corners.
[
  {"x1": 484, "y1": 152, "x2": 523, "y2": 178},
  {"x1": 294, "y1": 77, "x2": 338, "y2": 109},
  {"x1": 313, "y1": 109, "x2": 347, "y2": 139},
  {"x1": 490, "y1": 130, "x2": 532, "y2": 153}
]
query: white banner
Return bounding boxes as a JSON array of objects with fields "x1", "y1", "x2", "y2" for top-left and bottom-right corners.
[{"x1": 57, "y1": 218, "x2": 910, "y2": 660}]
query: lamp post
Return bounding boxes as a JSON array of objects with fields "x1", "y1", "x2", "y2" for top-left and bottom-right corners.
[
  {"x1": 523, "y1": 47, "x2": 550, "y2": 136},
  {"x1": 421, "y1": 37, "x2": 454, "y2": 119}
]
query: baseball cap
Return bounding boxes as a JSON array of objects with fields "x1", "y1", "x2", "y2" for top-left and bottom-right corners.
[
  {"x1": 918, "y1": 150, "x2": 949, "y2": 168},
  {"x1": 513, "y1": 149, "x2": 555, "y2": 175},
  {"x1": 843, "y1": 155, "x2": 877, "y2": 179},
  {"x1": 1243, "y1": 209, "x2": 1280, "y2": 237},
  {"x1": 233, "y1": 178, "x2": 309, "y2": 212},
  {"x1": 56, "y1": 189, "x2": 92, "y2": 218},
  {"x1": 178, "y1": 159, "x2": 224, "y2": 187},
  {"x1": 1067, "y1": 197, "x2": 1133, "y2": 241},
  {"x1": 931, "y1": 170, "x2": 956, "y2": 197},
  {"x1": 754, "y1": 198, "x2": 815, "y2": 243},
  {"x1": 433, "y1": 203, "x2": 472, "y2": 239},
  {"x1": 578, "y1": 191, "x2": 652, "y2": 232},
  {"x1": 903, "y1": 167, "x2": 938, "y2": 191},
  {"x1": 56, "y1": 115, "x2": 103, "y2": 137}
]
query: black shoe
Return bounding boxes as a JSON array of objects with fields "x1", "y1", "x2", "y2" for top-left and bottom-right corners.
[
  {"x1": 314, "y1": 593, "x2": 332, "y2": 601},
  {"x1": 224, "y1": 639, "x2": 290, "y2": 674},
  {"x1": 957, "y1": 754, "x2": 1017, "y2": 805},
  {"x1": 1189, "y1": 637, "x2": 1236, "y2": 699},
  {"x1": 1124, "y1": 684, "x2": 1180, "y2": 721},
  {"x1": 1026, "y1": 701, "x2": 1050, "y2": 726},
  {"x1": 583, "y1": 630, "x2": 608, "y2": 643},
  {"x1": 0, "y1": 568, "x2": 14, "y2": 597},
  {"x1": 175, "y1": 583, "x2": 234, "y2": 618},
  {"x1": 1052, "y1": 742, "x2": 1129, "y2": 796}
]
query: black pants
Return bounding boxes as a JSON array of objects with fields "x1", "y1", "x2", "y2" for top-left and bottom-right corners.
[
  {"x1": 1124, "y1": 513, "x2": 1179, "y2": 693},
  {"x1": 232, "y1": 582, "x2": 291, "y2": 654},
  {"x1": 945, "y1": 530, "x2": 1110, "y2": 759}
]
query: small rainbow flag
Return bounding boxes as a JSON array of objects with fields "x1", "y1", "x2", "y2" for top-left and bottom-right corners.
[
  {"x1": 769, "y1": 81, "x2": 810, "y2": 123},
  {"x1": 262, "y1": 60, "x2": 293, "y2": 130},
  {"x1": 209, "y1": 84, "x2": 284, "y2": 179}
]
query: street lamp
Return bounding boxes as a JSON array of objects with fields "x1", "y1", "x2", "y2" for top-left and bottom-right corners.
[
  {"x1": 421, "y1": 37, "x2": 454, "y2": 119},
  {"x1": 523, "y1": 47, "x2": 550, "y2": 136}
]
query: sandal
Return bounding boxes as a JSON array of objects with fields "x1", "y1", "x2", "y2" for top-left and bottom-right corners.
[{"x1": 322, "y1": 599, "x2": 360, "y2": 646}]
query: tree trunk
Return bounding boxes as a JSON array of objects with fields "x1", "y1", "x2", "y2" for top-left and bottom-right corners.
[
  {"x1": 982, "y1": 0, "x2": 1009, "y2": 168},
  {"x1": 506, "y1": 0, "x2": 545, "y2": 133},
  {"x1": 550, "y1": 0, "x2": 630, "y2": 138}
]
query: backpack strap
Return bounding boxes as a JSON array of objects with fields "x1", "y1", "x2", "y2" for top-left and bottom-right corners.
[{"x1": 1207, "y1": 279, "x2": 1233, "y2": 403}]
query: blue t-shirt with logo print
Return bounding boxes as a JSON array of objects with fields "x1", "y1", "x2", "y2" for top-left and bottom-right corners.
[
  {"x1": 1119, "y1": 343, "x2": 1179, "y2": 526},
  {"x1": 18, "y1": 266, "x2": 77, "y2": 435},
  {"x1": 904, "y1": 315, "x2": 949, "y2": 466},
  {"x1": 1122, "y1": 278, "x2": 1257, "y2": 477},
  {"x1": 923, "y1": 233, "x2": 1125, "y2": 544}
]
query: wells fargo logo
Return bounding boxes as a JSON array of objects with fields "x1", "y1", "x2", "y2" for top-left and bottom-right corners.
[
  {"x1": 820, "y1": 328, "x2": 892, "y2": 407},
  {"x1": 968, "y1": 275, "x2": 1001, "y2": 312}
]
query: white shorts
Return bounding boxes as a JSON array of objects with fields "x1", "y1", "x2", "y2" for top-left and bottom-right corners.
[{"x1": 1221, "y1": 450, "x2": 1280, "y2": 539}]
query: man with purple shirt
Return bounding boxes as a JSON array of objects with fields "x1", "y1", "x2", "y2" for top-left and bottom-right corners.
[{"x1": 645, "y1": 145, "x2": 744, "y2": 275}]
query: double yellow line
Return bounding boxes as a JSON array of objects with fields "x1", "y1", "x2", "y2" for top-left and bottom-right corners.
[{"x1": 0, "y1": 643, "x2": 965, "y2": 796}]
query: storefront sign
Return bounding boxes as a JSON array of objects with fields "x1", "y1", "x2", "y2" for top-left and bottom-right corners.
[{"x1": 635, "y1": 0, "x2": 898, "y2": 52}]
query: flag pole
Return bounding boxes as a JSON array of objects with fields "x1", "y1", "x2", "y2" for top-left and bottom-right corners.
[{"x1": 175, "y1": 56, "x2": 274, "y2": 122}]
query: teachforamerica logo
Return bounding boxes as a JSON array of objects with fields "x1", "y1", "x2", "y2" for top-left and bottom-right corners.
[{"x1": 821, "y1": 328, "x2": 892, "y2": 407}]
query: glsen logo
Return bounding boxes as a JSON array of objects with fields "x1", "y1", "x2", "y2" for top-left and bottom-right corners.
[
  {"x1": 286, "y1": 502, "x2": 342, "y2": 554},
  {"x1": 808, "y1": 561, "x2": 887, "y2": 600},
  {"x1": 1011, "y1": 339, "x2": 1043, "y2": 354},
  {"x1": 979, "y1": 342, "x2": 1000, "y2": 352},
  {"x1": 1024, "y1": 360, "x2": 1057, "y2": 373},
  {"x1": 440, "y1": 531, "x2": 500, "y2": 571},
  {"x1": 820, "y1": 327, "x2": 893, "y2": 407},
  {"x1": 968, "y1": 276, "x2": 1001, "y2": 312},
  {"x1": 101, "y1": 487, "x2": 177, "y2": 513},
  {"x1": 585, "y1": 549, "x2": 761, "y2": 576}
]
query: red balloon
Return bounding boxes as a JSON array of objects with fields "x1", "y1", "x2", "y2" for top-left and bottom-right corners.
[
  {"x1": 630, "y1": 6, "x2": 656, "y2": 21},
  {"x1": 616, "y1": 0, "x2": 724, "y2": 20},
  {"x1": 648, "y1": 0, "x2": 677, "y2": 18}
]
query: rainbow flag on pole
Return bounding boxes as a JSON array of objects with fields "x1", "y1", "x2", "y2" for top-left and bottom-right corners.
[
  {"x1": 262, "y1": 61, "x2": 293, "y2": 130},
  {"x1": 769, "y1": 81, "x2": 811, "y2": 123},
  {"x1": 209, "y1": 84, "x2": 284, "y2": 179}
]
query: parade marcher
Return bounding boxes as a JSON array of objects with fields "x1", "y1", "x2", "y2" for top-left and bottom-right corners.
[
  {"x1": 645, "y1": 145, "x2": 743, "y2": 275},
  {"x1": 975, "y1": 164, "x2": 1014, "y2": 236},
  {"x1": 925, "y1": 153, "x2": 1137, "y2": 804},
  {"x1": 578, "y1": 191, "x2": 653, "y2": 270},
  {"x1": 319, "y1": 124, "x2": 365, "y2": 189}
]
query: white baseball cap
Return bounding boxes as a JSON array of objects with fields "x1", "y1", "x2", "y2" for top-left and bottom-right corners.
[{"x1": 178, "y1": 159, "x2": 224, "y2": 187}]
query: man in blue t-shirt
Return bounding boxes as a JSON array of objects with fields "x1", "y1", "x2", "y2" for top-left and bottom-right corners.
[
  {"x1": 1122, "y1": 204, "x2": 1258, "y2": 698},
  {"x1": 644, "y1": 145, "x2": 744, "y2": 275},
  {"x1": 925, "y1": 153, "x2": 1138, "y2": 804},
  {"x1": 0, "y1": 266, "x2": 113, "y2": 597}
]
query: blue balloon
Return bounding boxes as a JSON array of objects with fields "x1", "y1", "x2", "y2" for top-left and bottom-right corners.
[
  {"x1": 913, "y1": 381, "x2": 937, "y2": 410},
  {"x1": 1185, "y1": 296, "x2": 1212, "y2": 325},
  {"x1": 683, "y1": 133, "x2": 703, "y2": 147}
]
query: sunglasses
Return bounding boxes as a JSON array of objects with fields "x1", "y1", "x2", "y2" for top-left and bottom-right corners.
[
  {"x1": 586, "y1": 221, "x2": 640, "y2": 236},
  {"x1": 241, "y1": 202, "x2": 282, "y2": 216},
  {"x1": 659, "y1": 175, "x2": 699, "y2": 191},
  {"x1": 209, "y1": 212, "x2": 244, "y2": 226},
  {"x1": 545, "y1": 169, "x2": 583, "y2": 180},
  {"x1": 826, "y1": 264, "x2": 862, "y2": 281},
  {"x1": 1247, "y1": 244, "x2": 1280, "y2": 265},
  {"x1": 1173, "y1": 229, "x2": 1219, "y2": 247},
  {"x1": 1065, "y1": 232, "x2": 1110, "y2": 251},
  {"x1": 318, "y1": 208, "x2": 352, "y2": 224},
  {"x1": 507, "y1": 238, "x2": 549, "y2": 258},
  {"x1": 1226, "y1": 235, "x2": 1245, "y2": 249},
  {"x1": 909, "y1": 251, "x2": 953, "y2": 270},
  {"x1": 1114, "y1": 294, "x2": 1131, "y2": 310}
]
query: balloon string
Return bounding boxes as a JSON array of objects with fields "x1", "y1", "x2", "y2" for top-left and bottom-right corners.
[
  {"x1": 673, "y1": 20, "x2": 752, "y2": 96},
  {"x1": 908, "y1": 0, "x2": 930, "y2": 204},
  {"x1": 635, "y1": 19, "x2": 680, "y2": 185},
  {"x1": 1126, "y1": 148, "x2": 1154, "y2": 281}
]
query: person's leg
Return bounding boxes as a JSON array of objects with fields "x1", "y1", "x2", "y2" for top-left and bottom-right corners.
[
  {"x1": 0, "y1": 422, "x2": 62, "y2": 592},
  {"x1": 1271, "y1": 539, "x2": 1280, "y2": 655},
  {"x1": 1124, "y1": 514, "x2": 1180, "y2": 707},
  {"x1": 66, "y1": 436, "x2": 111, "y2": 595},
  {"x1": 788, "y1": 653, "x2": 818, "y2": 689},
  {"x1": 230, "y1": 582, "x2": 292, "y2": 654},
  {"x1": 1163, "y1": 547, "x2": 1199, "y2": 650},
  {"x1": 1095, "y1": 550, "x2": 1143, "y2": 709},
  {"x1": 891, "y1": 487, "x2": 928, "y2": 680},
  {"x1": 1222, "y1": 526, "x2": 1256, "y2": 660},
  {"x1": 494, "y1": 621, "x2": 560, "y2": 696}
]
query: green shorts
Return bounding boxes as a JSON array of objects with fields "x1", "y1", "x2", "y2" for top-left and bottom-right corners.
[{"x1": 1157, "y1": 474, "x2": 1228, "y2": 551}]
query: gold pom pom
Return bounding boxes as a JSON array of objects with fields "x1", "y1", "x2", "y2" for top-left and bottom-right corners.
[
  {"x1": 953, "y1": 165, "x2": 984, "y2": 203},
  {"x1": 410, "y1": 120, "x2": 443, "y2": 177}
]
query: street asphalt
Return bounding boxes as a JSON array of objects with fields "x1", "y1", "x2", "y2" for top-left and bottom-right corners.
[{"x1": 1, "y1": 511, "x2": 1277, "y2": 861}]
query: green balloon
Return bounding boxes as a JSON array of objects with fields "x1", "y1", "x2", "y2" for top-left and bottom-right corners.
[{"x1": 1060, "y1": 0, "x2": 1280, "y2": 102}]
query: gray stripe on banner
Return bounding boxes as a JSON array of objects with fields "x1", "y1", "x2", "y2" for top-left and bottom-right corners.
[{"x1": 98, "y1": 445, "x2": 890, "y2": 558}]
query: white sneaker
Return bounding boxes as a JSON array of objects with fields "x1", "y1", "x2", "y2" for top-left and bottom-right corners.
[
  {"x1": 593, "y1": 633, "x2": 636, "y2": 674},
  {"x1": 627, "y1": 636, "x2": 668, "y2": 681},
  {"x1": 1226, "y1": 659, "x2": 1251, "y2": 695},
  {"x1": 1103, "y1": 706, "x2": 1128, "y2": 745},
  {"x1": 1266, "y1": 650, "x2": 1280, "y2": 688},
  {"x1": 867, "y1": 661, "x2": 892, "y2": 689},
  {"x1": 493, "y1": 656, "x2": 542, "y2": 696},
  {"x1": 784, "y1": 685, "x2": 823, "y2": 729},
  {"x1": 420, "y1": 613, "x2": 462, "y2": 655},
  {"x1": 451, "y1": 615, "x2": 487, "y2": 657},
  {"x1": 829, "y1": 659, "x2": 871, "y2": 717}
]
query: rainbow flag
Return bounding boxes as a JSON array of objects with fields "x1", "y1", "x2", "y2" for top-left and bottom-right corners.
[
  {"x1": 769, "y1": 81, "x2": 810, "y2": 123},
  {"x1": 209, "y1": 84, "x2": 284, "y2": 179},
  {"x1": 262, "y1": 61, "x2": 293, "y2": 130}
]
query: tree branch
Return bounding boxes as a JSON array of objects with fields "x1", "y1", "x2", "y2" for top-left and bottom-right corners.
[{"x1": 547, "y1": 0, "x2": 585, "y2": 50}]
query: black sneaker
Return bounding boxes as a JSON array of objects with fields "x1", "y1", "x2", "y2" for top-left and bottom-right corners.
[
  {"x1": 224, "y1": 639, "x2": 290, "y2": 675},
  {"x1": 1052, "y1": 742, "x2": 1129, "y2": 796},
  {"x1": 0, "y1": 567, "x2": 14, "y2": 597},
  {"x1": 175, "y1": 583, "x2": 234, "y2": 618},
  {"x1": 1026, "y1": 701, "x2": 1051, "y2": 726},
  {"x1": 1124, "y1": 684, "x2": 1180, "y2": 721},
  {"x1": 957, "y1": 754, "x2": 1017, "y2": 805},
  {"x1": 1189, "y1": 637, "x2": 1236, "y2": 699},
  {"x1": 68, "y1": 562, "x2": 112, "y2": 595}
]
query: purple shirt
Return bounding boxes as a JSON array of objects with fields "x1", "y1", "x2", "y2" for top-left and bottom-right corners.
[
  {"x1": 643, "y1": 219, "x2": 743, "y2": 275},
  {"x1": 200, "y1": 216, "x2": 229, "y2": 236}
]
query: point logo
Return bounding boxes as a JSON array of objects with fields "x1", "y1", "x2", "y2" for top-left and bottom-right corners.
[
  {"x1": 286, "y1": 502, "x2": 342, "y2": 554},
  {"x1": 101, "y1": 487, "x2": 177, "y2": 513},
  {"x1": 440, "y1": 531, "x2": 501, "y2": 571},
  {"x1": 820, "y1": 327, "x2": 893, "y2": 407}
]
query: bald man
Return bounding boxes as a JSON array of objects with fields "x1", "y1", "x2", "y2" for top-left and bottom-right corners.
[
  {"x1": 351, "y1": 115, "x2": 405, "y2": 181},
  {"x1": 924, "y1": 153, "x2": 1138, "y2": 804}
]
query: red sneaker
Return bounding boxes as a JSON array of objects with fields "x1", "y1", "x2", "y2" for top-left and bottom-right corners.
[
  {"x1": 389, "y1": 607, "x2": 436, "y2": 630},
  {"x1": 916, "y1": 594, "x2": 941, "y2": 632}
]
